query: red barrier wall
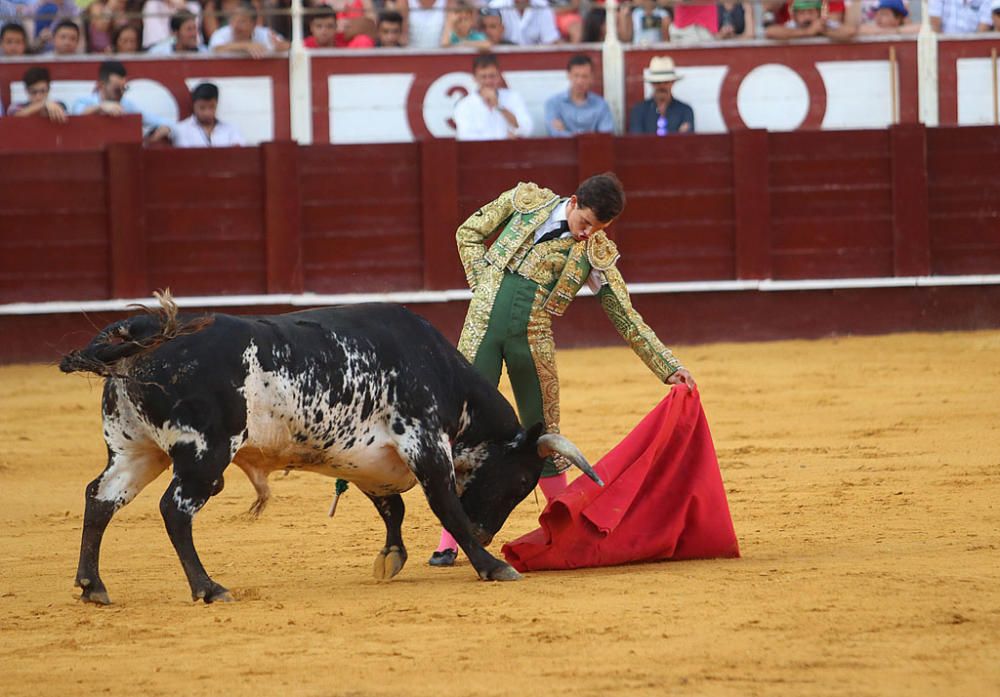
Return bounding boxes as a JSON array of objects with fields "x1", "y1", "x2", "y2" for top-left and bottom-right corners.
[{"x1": 2, "y1": 126, "x2": 998, "y2": 310}]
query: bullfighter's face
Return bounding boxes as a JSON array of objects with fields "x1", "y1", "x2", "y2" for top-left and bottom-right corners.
[{"x1": 565, "y1": 197, "x2": 614, "y2": 242}]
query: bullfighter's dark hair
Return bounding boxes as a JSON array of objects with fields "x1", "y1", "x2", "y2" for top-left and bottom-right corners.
[
  {"x1": 472, "y1": 52, "x2": 499, "y2": 72},
  {"x1": 567, "y1": 54, "x2": 592, "y2": 71},
  {"x1": 575, "y1": 172, "x2": 626, "y2": 223}
]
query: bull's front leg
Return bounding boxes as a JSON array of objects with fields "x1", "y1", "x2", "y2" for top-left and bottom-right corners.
[
  {"x1": 365, "y1": 493, "x2": 408, "y2": 581},
  {"x1": 77, "y1": 447, "x2": 169, "y2": 605},
  {"x1": 403, "y1": 438, "x2": 520, "y2": 582},
  {"x1": 160, "y1": 444, "x2": 232, "y2": 603}
]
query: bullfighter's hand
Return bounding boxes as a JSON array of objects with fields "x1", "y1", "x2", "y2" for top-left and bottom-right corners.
[{"x1": 667, "y1": 368, "x2": 696, "y2": 392}]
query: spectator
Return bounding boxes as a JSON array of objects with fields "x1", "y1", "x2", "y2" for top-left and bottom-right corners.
[
  {"x1": 544, "y1": 54, "x2": 613, "y2": 138},
  {"x1": 716, "y1": 0, "x2": 755, "y2": 38},
  {"x1": 71, "y1": 60, "x2": 173, "y2": 143},
  {"x1": 83, "y1": 1, "x2": 123, "y2": 54},
  {"x1": 858, "y1": 0, "x2": 919, "y2": 33},
  {"x1": 401, "y1": 0, "x2": 447, "y2": 49},
  {"x1": 669, "y1": 0, "x2": 718, "y2": 43},
  {"x1": 147, "y1": 9, "x2": 208, "y2": 53},
  {"x1": 48, "y1": 18, "x2": 81, "y2": 54},
  {"x1": 929, "y1": 0, "x2": 992, "y2": 32},
  {"x1": 479, "y1": 7, "x2": 514, "y2": 44},
  {"x1": 209, "y1": 0, "x2": 289, "y2": 56},
  {"x1": 763, "y1": 0, "x2": 845, "y2": 26},
  {"x1": 617, "y1": 0, "x2": 671, "y2": 44},
  {"x1": 552, "y1": 0, "x2": 582, "y2": 43},
  {"x1": 628, "y1": 55, "x2": 694, "y2": 135},
  {"x1": 441, "y1": 0, "x2": 489, "y2": 47},
  {"x1": 765, "y1": 0, "x2": 853, "y2": 39},
  {"x1": 111, "y1": 23, "x2": 141, "y2": 52},
  {"x1": 142, "y1": 0, "x2": 201, "y2": 49},
  {"x1": 342, "y1": 15, "x2": 377, "y2": 46},
  {"x1": 328, "y1": 0, "x2": 376, "y2": 36},
  {"x1": 581, "y1": 6, "x2": 606, "y2": 40},
  {"x1": 8, "y1": 66, "x2": 67, "y2": 122},
  {"x1": 376, "y1": 10, "x2": 404, "y2": 45},
  {"x1": 454, "y1": 53, "x2": 533, "y2": 141},
  {"x1": 990, "y1": 0, "x2": 1000, "y2": 30},
  {"x1": 305, "y1": 5, "x2": 339, "y2": 46},
  {"x1": 488, "y1": 0, "x2": 560, "y2": 45},
  {"x1": 28, "y1": 0, "x2": 81, "y2": 53},
  {"x1": 173, "y1": 82, "x2": 246, "y2": 147},
  {"x1": 202, "y1": 0, "x2": 243, "y2": 41},
  {"x1": 1, "y1": 22, "x2": 28, "y2": 55}
]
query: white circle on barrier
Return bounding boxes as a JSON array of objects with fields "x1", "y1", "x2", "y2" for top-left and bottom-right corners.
[
  {"x1": 736, "y1": 64, "x2": 809, "y2": 131},
  {"x1": 422, "y1": 71, "x2": 478, "y2": 138},
  {"x1": 125, "y1": 78, "x2": 180, "y2": 127}
]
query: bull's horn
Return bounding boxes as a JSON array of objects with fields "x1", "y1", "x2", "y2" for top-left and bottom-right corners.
[{"x1": 536, "y1": 434, "x2": 604, "y2": 487}]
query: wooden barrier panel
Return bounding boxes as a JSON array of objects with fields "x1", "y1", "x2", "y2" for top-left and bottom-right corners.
[
  {"x1": 768, "y1": 129, "x2": 894, "y2": 279},
  {"x1": 927, "y1": 126, "x2": 1000, "y2": 275},
  {"x1": 0, "y1": 148, "x2": 111, "y2": 302},
  {"x1": 0, "y1": 114, "x2": 141, "y2": 152}
]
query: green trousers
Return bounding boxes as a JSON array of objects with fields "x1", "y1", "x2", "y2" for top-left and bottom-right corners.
[{"x1": 466, "y1": 272, "x2": 562, "y2": 477}]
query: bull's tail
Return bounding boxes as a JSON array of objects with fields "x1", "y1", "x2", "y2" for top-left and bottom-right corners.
[{"x1": 59, "y1": 289, "x2": 214, "y2": 378}]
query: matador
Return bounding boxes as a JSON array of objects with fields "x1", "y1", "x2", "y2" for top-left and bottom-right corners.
[{"x1": 430, "y1": 173, "x2": 696, "y2": 566}]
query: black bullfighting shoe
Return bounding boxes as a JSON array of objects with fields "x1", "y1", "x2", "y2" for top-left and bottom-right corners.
[{"x1": 428, "y1": 549, "x2": 458, "y2": 567}]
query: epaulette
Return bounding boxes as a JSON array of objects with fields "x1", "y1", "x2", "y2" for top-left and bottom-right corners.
[
  {"x1": 512, "y1": 182, "x2": 559, "y2": 214},
  {"x1": 586, "y1": 231, "x2": 620, "y2": 271}
]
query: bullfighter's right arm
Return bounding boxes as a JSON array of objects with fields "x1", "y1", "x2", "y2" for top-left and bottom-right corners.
[{"x1": 456, "y1": 187, "x2": 516, "y2": 291}]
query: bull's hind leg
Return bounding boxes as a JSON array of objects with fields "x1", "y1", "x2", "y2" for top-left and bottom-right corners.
[
  {"x1": 401, "y1": 435, "x2": 520, "y2": 582},
  {"x1": 77, "y1": 446, "x2": 169, "y2": 605},
  {"x1": 366, "y1": 493, "x2": 407, "y2": 581},
  {"x1": 160, "y1": 444, "x2": 233, "y2": 603}
]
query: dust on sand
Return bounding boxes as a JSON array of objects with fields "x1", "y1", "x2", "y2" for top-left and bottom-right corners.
[{"x1": 1, "y1": 331, "x2": 998, "y2": 697}]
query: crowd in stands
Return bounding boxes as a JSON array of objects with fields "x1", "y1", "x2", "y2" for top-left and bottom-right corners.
[{"x1": 2, "y1": 0, "x2": 999, "y2": 61}]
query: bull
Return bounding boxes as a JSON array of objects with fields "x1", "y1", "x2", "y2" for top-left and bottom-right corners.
[{"x1": 60, "y1": 294, "x2": 601, "y2": 604}]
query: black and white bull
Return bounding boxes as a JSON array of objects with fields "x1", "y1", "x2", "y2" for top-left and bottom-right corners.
[{"x1": 60, "y1": 295, "x2": 601, "y2": 604}]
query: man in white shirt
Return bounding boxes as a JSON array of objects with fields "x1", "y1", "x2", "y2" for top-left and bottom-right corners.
[
  {"x1": 488, "y1": 0, "x2": 560, "y2": 45},
  {"x1": 147, "y1": 10, "x2": 209, "y2": 54},
  {"x1": 454, "y1": 53, "x2": 534, "y2": 141},
  {"x1": 928, "y1": 0, "x2": 992, "y2": 33},
  {"x1": 209, "y1": 0, "x2": 289, "y2": 57},
  {"x1": 173, "y1": 82, "x2": 246, "y2": 148}
]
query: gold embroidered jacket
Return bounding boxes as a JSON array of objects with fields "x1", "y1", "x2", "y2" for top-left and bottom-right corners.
[{"x1": 456, "y1": 181, "x2": 684, "y2": 382}]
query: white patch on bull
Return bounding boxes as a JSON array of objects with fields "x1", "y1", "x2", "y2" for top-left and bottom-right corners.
[
  {"x1": 233, "y1": 340, "x2": 421, "y2": 495},
  {"x1": 453, "y1": 442, "x2": 488, "y2": 496},
  {"x1": 456, "y1": 401, "x2": 471, "y2": 438},
  {"x1": 94, "y1": 448, "x2": 169, "y2": 511},
  {"x1": 171, "y1": 480, "x2": 202, "y2": 516}
]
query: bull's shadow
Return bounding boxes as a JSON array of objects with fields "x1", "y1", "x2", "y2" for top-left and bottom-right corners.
[{"x1": 61, "y1": 292, "x2": 601, "y2": 604}]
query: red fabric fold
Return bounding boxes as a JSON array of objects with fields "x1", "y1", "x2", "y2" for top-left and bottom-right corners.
[{"x1": 501, "y1": 386, "x2": 740, "y2": 571}]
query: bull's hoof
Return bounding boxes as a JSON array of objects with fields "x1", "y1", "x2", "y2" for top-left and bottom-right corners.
[
  {"x1": 373, "y1": 545, "x2": 407, "y2": 581},
  {"x1": 480, "y1": 562, "x2": 522, "y2": 582},
  {"x1": 80, "y1": 588, "x2": 112, "y2": 605},
  {"x1": 76, "y1": 577, "x2": 112, "y2": 605},
  {"x1": 195, "y1": 583, "x2": 234, "y2": 604}
]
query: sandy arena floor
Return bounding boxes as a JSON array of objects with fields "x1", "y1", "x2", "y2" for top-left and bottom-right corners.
[{"x1": 1, "y1": 330, "x2": 998, "y2": 697}]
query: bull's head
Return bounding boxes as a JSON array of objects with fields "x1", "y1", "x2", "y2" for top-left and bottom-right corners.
[{"x1": 458, "y1": 424, "x2": 603, "y2": 545}]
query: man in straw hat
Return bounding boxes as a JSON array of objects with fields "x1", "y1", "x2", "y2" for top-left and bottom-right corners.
[{"x1": 628, "y1": 56, "x2": 694, "y2": 135}]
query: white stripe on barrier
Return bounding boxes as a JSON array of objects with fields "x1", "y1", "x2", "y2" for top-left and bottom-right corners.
[{"x1": 2, "y1": 275, "x2": 1000, "y2": 316}]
